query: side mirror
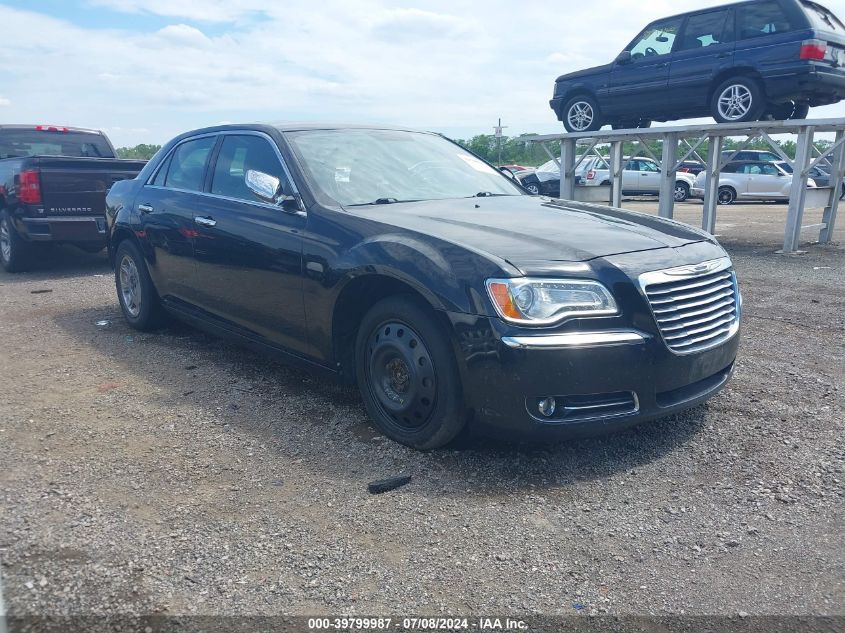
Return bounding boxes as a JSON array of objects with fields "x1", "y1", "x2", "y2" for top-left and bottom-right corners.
[
  {"x1": 245, "y1": 169, "x2": 281, "y2": 203},
  {"x1": 616, "y1": 51, "x2": 632, "y2": 64},
  {"x1": 499, "y1": 166, "x2": 518, "y2": 182}
]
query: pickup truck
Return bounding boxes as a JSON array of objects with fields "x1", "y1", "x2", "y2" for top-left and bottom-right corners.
[{"x1": 0, "y1": 124, "x2": 147, "y2": 272}]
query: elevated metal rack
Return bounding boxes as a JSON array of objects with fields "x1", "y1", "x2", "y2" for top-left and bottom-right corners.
[{"x1": 521, "y1": 118, "x2": 845, "y2": 253}]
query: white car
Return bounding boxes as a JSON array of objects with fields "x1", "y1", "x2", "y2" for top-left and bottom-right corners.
[
  {"x1": 581, "y1": 156, "x2": 697, "y2": 202},
  {"x1": 691, "y1": 161, "x2": 817, "y2": 205}
]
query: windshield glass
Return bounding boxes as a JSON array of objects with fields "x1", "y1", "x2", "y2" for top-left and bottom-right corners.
[
  {"x1": 801, "y1": 1, "x2": 844, "y2": 31},
  {"x1": 285, "y1": 129, "x2": 522, "y2": 206},
  {"x1": 0, "y1": 129, "x2": 114, "y2": 159},
  {"x1": 537, "y1": 159, "x2": 559, "y2": 173}
]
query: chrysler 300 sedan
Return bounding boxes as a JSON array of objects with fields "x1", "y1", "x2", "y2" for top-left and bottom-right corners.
[{"x1": 106, "y1": 124, "x2": 741, "y2": 449}]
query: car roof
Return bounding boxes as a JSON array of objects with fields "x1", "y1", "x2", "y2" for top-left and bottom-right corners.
[
  {"x1": 648, "y1": 0, "x2": 795, "y2": 23},
  {"x1": 0, "y1": 124, "x2": 103, "y2": 134}
]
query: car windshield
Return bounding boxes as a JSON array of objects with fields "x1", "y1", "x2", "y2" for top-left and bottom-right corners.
[{"x1": 285, "y1": 128, "x2": 522, "y2": 206}]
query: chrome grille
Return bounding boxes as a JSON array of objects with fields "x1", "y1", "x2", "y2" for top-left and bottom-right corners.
[{"x1": 641, "y1": 259, "x2": 739, "y2": 354}]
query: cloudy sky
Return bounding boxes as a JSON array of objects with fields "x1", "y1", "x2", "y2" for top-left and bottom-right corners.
[{"x1": 1, "y1": 0, "x2": 843, "y2": 147}]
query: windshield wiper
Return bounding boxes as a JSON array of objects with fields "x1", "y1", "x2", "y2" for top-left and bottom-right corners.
[
  {"x1": 347, "y1": 197, "x2": 421, "y2": 207},
  {"x1": 472, "y1": 192, "x2": 514, "y2": 197}
]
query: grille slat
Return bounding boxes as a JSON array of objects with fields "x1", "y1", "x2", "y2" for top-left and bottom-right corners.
[{"x1": 644, "y1": 266, "x2": 739, "y2": 353}]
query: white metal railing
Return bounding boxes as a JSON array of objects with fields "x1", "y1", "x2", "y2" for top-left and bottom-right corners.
[{"x1": 521, "y1": 118, "x2": 845, "y2": 253}]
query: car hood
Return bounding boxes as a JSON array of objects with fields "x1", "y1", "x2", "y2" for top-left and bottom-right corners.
[
  {"x1": 348, "y1": 196, "x2": 712, "y2": 272},
  {"x1": 556, "y1": 63, "x2": 613, "y2": 82}
]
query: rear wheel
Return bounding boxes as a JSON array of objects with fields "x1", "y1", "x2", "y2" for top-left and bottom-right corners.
[
  {"x1": 114, "y1": 240, "x2": 164, "y2": 331},
  {"x1": 711, "y1": 77, "x2": 765, "y2": 124},
  {"x1": 792, "y1": 103, "x2": 810, "y2": 120},
  {"x1": 0, "y1": 210, "x2": 32, "y2": 273},
  {"x1": 674, "y1": 181, "x2": 690, "y2": 202},
  {"x1": 718, "y1": 186, "x2": 736, "y2": 205},
  {"x1": 562, "y1": 95, "x2": 603, "y2": 133},
  {"x1": 355, "y1": 295, "x2": 466, "y2": 449}
]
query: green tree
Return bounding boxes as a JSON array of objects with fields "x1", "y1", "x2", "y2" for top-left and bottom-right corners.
[{"x1": 116, "y1": 144, "x2": 162, "y2": 160}]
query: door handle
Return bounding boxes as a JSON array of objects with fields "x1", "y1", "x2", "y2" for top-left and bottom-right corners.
[
  {"x1": 138, "y1": 203, "x2": 154, "y2": 214},
  {"x1": 194, "y1": 216, "x2": 217, "y2": 227}
]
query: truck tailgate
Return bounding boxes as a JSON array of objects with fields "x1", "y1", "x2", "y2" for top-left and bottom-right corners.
[{"x1": 35, "y1": 157, "x2": 146, "y2": 217}]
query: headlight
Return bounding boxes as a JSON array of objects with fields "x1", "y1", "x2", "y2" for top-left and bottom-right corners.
[{"x1": 486, "y1": 278, "x2": 618, "y2": 326}]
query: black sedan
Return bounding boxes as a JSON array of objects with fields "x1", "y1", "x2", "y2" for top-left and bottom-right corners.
[{"x1": 106, "y1": 124, "x2": 741, "y2": 449}]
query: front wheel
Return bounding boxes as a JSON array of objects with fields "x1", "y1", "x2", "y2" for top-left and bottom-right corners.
[
  {"x1": 718, "y1": 186, "x2": 736, "y2": 205},
  {"x1": 674, "y1": 182, "x2": 690, "y2": 202},
  {"x1": 524, "y1": 182, "x2": 540, "y2": 195},
  {"x1": 114, "y1": 240, "x2": 165, "y2": 331},
  {"x1": 562, "y1": 95, "x2": 603, "y2": 133},
  {"x1": 0, "y1": 210, "x2": 32, "y2": 273},
  {"x1": 355, "y1": 295, "x2": 466, "y2": 449},
  {"x1": 711, "y1": 77, "x2": 765, "y2": 124}
]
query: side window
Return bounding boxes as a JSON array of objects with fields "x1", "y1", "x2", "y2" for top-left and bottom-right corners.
[
  {"x1": 165, "y1": 137, "x2": 215, "y2": 192},
  {"x1": 629, "y1": 18, "x2": 683, "y2": 58},
  {"x1": 150, "y1": 154, "x2": 171, "y2": 187},
  {"x1": 211, "y1": 135, "x2": 289, "y2": 203},
  {"x1": 640, "y1": 160, "x2": 660, "y2": 173},
  {"x1": 678, "y1": 10, "x2": 731, "y2": 50},
  {"x1": 737, "y1": 1, "x2": 793, "y2": 40},
  {"x1": 747, "y1": 164, "x2": 763, "y2": 175},
  {"x1": 760, "y1": 164, "x2": 780, "y2": 176}
]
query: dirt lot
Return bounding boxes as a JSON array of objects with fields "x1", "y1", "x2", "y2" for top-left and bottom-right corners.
[{"x1": 0, "y1": 201, "x2": 843, "y2": 626}]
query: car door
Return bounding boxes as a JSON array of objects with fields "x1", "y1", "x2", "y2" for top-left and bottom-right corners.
[
  {"x1": 189, "y1": 132, "x2": 309, "y2": 356},
  {"x1": 635, "y1": 159, "x2": 662, "y2": 193},
  {"x1": 136, "y1": 135, "x2": 216, "y2": 303},
  {"x1": 755, "y1": 162, "x2": 787, "y2": 196},
  {"x1": 607, "y1": 17, "x2": 683, "y2": 117},
  {"x1": 669, "y1": 9, "x2": 735, "y2": 110},
  {"x1": 740, "y1": 162, "x2": 773, "y2": 197}
]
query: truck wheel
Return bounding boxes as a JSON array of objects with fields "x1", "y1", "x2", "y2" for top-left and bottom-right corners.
[
  {"x1": 717, "y1": 186, "x2": 736, "y2": 205},
  {"x1": 355, "y1": 295, "x2": 466, "y2": 450},
  {"x1": 0, "y1": 210, "x2": 32, "y2": 273},
  {"x1": 114, "y1": 240, "x2": 164, "y2": 331},
  {"x1": 674, "y1": 182, "x2": 690, "y2": 202},
  {"x1": 711, "y1": 77, "x2": 765, "y2": 124},
  {"x1": 562, "y1": 95, "x2": 603, "y2": 133},
  {"x1": 792, "y1": 103, "x2": 810, "y2": 120}
]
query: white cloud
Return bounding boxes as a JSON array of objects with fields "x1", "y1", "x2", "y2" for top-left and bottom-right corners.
[{"x1": 0, "y1": 1, "x2": 842, "y2": 147}]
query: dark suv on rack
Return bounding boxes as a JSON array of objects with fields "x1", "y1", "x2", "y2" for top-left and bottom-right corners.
[{"x1": 550, "y1": 0, "x2": 845, "y2": 132}]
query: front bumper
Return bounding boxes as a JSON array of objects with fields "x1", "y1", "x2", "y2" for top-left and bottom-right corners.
[
  {"x1": 448, "y1": 315, "x2": 739, "y2": 440},
  {"x1": 17, "y1": 215, "x2": 107, "y2": 245},
  {"x1": 690, "y1": 187, "x2": 705, "y2": 199}
]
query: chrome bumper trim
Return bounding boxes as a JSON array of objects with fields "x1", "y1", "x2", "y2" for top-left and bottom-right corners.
[
  {"x1": 24, "y1": 217, "x2": 100, "y2": 223},
  {"x1": 502, "y1": 331, "x2": 646, "y2": 350}
]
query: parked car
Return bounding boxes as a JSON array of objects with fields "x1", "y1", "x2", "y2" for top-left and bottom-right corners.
[
  {"x1": 721, "y1": 149, "x2": 783, "y2": 162},
  {"x1": 106, "y1": 123, "x2": 741, "y2": 449},
  {"x1": 776, "y1": 160, "x2": 845, "y2": 197},
  {"x1": 678, "y1": 160, "x2": 706, "y2": 175},
  {"x1": 516, "y1": 157, "x2": 599, "y2": 195},
  {"x1": 582, "y1": 156, "x2": 698, "y2": 201},
  {"x1": 498, "y1": 164, "x2": 532, "y2": 173},
  {"x1": 550, "y1": 0, "x2": 845, "y2": 132},
  {"x1": 0, "y1": 124, "x2": 146, "y2": 272},
  {"x1": 691, "y1": 160, "x2": 817, "y2": 204}
]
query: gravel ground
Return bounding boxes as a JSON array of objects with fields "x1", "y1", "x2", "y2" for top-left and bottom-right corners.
[{"x1": 0, "y1": 201, "x2": 843, "y2": 625}]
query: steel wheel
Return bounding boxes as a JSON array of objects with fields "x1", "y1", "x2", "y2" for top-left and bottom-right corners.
[
  {"x1": 365, "y1": 320, "x2": 437, "y2": 430},
  {"x1": 717, "y1": 84, "x2": 753, "y2": 121},
  {"x1": 718, "y1": 187, "x2": 736, "y2": 205},
  {"x1": 567, "y1": 101, "x2": 595, "y2": 132},
  {"x1": 0, "y1": 217, "x2": 10, "y2": 264},
  {"x1": 118, "y1": 254, "x2": 142, "y2": 318}
]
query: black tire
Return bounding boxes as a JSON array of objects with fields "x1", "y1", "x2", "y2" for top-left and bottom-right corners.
[
  {"x1": 717, "y1": 186, "x2": 736, "y2": 205},
  {"x1": 562, "y1": 94, "x2": 603, "y2": 133},
  {"x1": 674, "y1": 181, "x2": 690, "y2": 202},
  {"x1": 355, "y1": 295, "x2": 466, "y2": 449},
  {"x1": 114, "y1": 239, "x2": 164, "y2": 331},
  {"x1": 524, "y1": 183, "x2": 540, "y2": 195},
  {"x1": 0, "y1": 209, "x2": 32, "y2": 273},
  {"x1": 840, "y1": 183, "x2": 845, "y2": 200},
  {"x1": 711, "y1": 77, "x2": 766, "y2": 124}
]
